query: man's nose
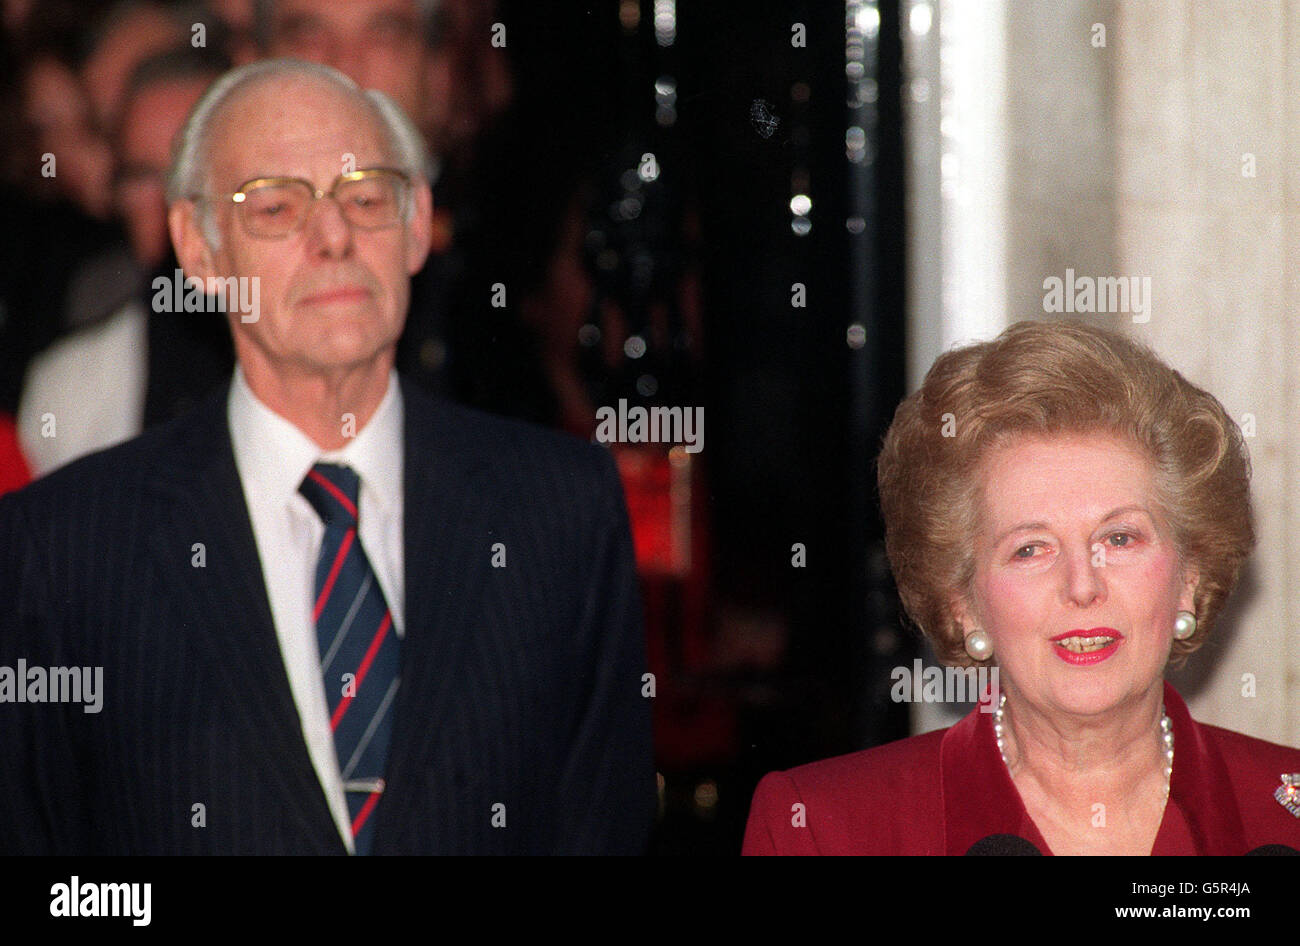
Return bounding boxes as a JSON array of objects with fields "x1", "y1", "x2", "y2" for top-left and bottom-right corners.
[{"x1": 303, "y1": 193, "x2": 354, "y2": 258}]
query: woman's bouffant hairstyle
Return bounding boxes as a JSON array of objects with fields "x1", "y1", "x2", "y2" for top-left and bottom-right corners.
[{"x1": 877, "y1": 320, "x2": 1254, "y2": 667}]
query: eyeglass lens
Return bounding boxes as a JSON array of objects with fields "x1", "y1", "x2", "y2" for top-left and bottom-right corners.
[{"x1": 239, "y1": 174, "x2": 404, "y2": 236}]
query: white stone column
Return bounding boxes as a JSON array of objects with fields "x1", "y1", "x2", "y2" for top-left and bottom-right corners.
[
  {"x1": 1115, "y1": 0, "x2": 1298, "y2": 746},
  {"x1": 904, "y1": 0, "x2": 1299, "y2": 745}
]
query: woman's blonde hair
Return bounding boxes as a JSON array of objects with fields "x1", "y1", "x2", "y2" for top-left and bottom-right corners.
[{"x1": 877, "y1": 320, "x2": 1254, "y2": 666}]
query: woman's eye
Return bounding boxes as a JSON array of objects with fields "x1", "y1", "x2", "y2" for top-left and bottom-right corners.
[
  {"x1": 1107, "y1": 532, "x2": 1133, "y2": 547},
  {"x1": 1013, "y1": 544, "x2": 1038, "y2": 559}
]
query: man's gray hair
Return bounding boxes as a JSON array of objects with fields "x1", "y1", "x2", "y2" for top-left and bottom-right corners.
[{"x1": 166, "y1": 58, "x2": 430, "y2": 248}]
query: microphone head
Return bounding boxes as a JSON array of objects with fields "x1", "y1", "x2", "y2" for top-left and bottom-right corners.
[
  {"x1": 965, "y1": 834, "x2": 1043, "y2": 856},
  {"x1": 1244, "y1": 844, "x2": 1300, "y2": 855}
]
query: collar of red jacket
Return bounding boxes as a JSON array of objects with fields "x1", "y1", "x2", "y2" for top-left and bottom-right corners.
[{"x1": 940, "y1": 680, "x2": 1246, "y2": 855}]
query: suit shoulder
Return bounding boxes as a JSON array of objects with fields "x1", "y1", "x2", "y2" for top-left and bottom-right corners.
[
  {"x1": 406, "y1": 381, "x2": 617, "y2": 484},
  {"x1": 3, "y1": 384, "x2": 223, "y2": 514},
  {"x1": 6, "y1": 422, "x2": 158, "y2": 508}
]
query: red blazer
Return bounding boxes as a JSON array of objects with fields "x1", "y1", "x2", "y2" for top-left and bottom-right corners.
[{"x1": 743, "y1": 682, "x2": 1300, "y2": 854}]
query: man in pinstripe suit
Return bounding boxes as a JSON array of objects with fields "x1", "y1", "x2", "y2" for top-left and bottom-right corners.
[{"x1": 0, "y1": 59, "x2": 654, "y2": 854}]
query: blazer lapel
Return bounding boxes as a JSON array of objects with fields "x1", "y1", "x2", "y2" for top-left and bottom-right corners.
[
  {"x1": 1157, "y1": 681, "x2": 1247, "y2": 854},
  {"x1": 144, "y1": 384, "x2": 341, "y2": 849},
  {"x1": 941, "y1": 699, "x2": 1053, "y2": 855}
]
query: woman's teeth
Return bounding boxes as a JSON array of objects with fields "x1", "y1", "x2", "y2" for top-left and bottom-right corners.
[{"x1": 1056, "y1": 636, "x2": 1115, "y2": 653}]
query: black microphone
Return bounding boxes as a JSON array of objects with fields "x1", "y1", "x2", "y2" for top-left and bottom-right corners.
[
  {"x1": 965, "y1": 834, "x2": 1043, "y2": 855},
  {"x1": 1245, "y1": 844, "x2": 1300, "y2": 855}
]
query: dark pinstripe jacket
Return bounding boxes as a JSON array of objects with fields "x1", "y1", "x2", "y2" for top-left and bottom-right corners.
[{"x1": 0, "y1": 377, "x2": 654, "y2": 854}]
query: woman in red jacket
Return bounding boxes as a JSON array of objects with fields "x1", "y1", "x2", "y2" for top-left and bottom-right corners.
[{"x1": 744, "y1": 320, "x2": 1300, "y2": 855}]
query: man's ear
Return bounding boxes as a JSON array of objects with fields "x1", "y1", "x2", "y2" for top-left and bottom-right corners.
[
  {"x1": 168, "y1": 200, "x2": 218, "y2": 283},
  {"x1": 405, "y1": 180, "x2": 434, "y2": 276}
]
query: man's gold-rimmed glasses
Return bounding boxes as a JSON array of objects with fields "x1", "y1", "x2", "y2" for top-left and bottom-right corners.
[{"x1": 201, "y1": 167, "x2": 412, "y2": 239}]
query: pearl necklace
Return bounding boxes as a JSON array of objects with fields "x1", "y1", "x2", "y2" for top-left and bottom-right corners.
[{"x1": 992, "y1": 694, "x2": 1174, "y2": 795}]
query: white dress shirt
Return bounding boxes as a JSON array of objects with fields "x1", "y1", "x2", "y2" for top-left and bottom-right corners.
[{"x1": 228, "y1": 366, "x2": 404, "y2": 853}]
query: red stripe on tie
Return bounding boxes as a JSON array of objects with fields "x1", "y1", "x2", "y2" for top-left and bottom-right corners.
[
  {"x1": 352, "y1": 791, "x2": 381, "y2": 838},
  {"x1": 313, "y1": 529, "x2": 355, "y2": 623},
  {"x1": 308, "y1": 468, "x2": 358, "y2": 520},
  {"x1": 330, "y1": 610, "x2": 393, "y2": 731}
]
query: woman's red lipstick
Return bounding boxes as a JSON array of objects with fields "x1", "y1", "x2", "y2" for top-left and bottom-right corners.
[{"x1": 1050, "y1": 628, "x2": 1123, "y2": 665}]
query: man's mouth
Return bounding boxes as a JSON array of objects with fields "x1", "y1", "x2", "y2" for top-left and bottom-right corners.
[{"x1": 300, "y1": 286, "x2": 370, "y2": 306}]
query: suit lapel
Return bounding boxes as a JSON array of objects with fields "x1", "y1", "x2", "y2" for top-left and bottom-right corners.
[
  {"x1": 1157, "y1": 682, "x2": 1246, "y2": 854},
  {"x1": 144, "y1": 384, "x2": 342, "y2": 850},
  {"x1": 374, "y1": 381, "x2": 492, "y2": 844}
]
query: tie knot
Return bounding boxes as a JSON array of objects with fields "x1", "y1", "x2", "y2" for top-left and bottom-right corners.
[{"x1": 300, "y1": 463, "x2": 360, "y2": 527}]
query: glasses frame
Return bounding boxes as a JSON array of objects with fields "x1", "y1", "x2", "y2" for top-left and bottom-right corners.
[{"x1": 200, "y1": 167, "x2": 413, "y2": 240}]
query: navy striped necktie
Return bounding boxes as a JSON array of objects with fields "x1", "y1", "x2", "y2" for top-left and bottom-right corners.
[{"x1": 299, "y1": 462, "x2": 400, "y2": 855}]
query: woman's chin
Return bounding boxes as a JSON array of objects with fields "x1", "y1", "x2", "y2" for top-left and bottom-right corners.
[{"x1": 1032, "y1": 672, "x2": 1162, "y2": 718}]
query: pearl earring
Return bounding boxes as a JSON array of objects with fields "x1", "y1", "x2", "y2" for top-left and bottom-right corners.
[
  {"x1": 964, "y1": 629, "x2": 993, "y2": 661},
  {"x1": 1173, "y1": 610, "x2": 1197, "y2": 640}
]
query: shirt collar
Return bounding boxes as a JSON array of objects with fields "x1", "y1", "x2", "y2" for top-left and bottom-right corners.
[
  {"x1": 316, "y1": 372, "x2": 403, "y2": 518},
  {"x1": 939, "y1": 680, "x2": 1246, "y2": 855},
  {"x1": 228, "y1": 365, "x2": 403, "y2": 511}
]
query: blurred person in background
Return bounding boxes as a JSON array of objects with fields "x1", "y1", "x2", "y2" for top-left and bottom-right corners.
[
  {"x1": 207, "y1": 0, "x2": 258, "y2": 64},
  {"x1": 0, "y1": 0, "x2": 121, "y2": 444},
  {"x1": 420, "y1": 0, "x2": 512, "y2": 173},
  {"x1": 20, "y1": 50, "x2": 114, "y2": 219},
  {"x1": 256, "y1": 0, "x2": 434, "y2": 134},
  {"x1": 19, "y1": 45, "x2": 233, "y2": 476},
  {"x1": 58, "y1": 1, "x2": 192, "y2": 331},
  {"x1": 81, "y1": 0, "x2": 190, "y2": 135}
]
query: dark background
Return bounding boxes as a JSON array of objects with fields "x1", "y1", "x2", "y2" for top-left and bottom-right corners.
[{"x1": 493, "y1": 0, "x2": 914, "y2": 854}]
